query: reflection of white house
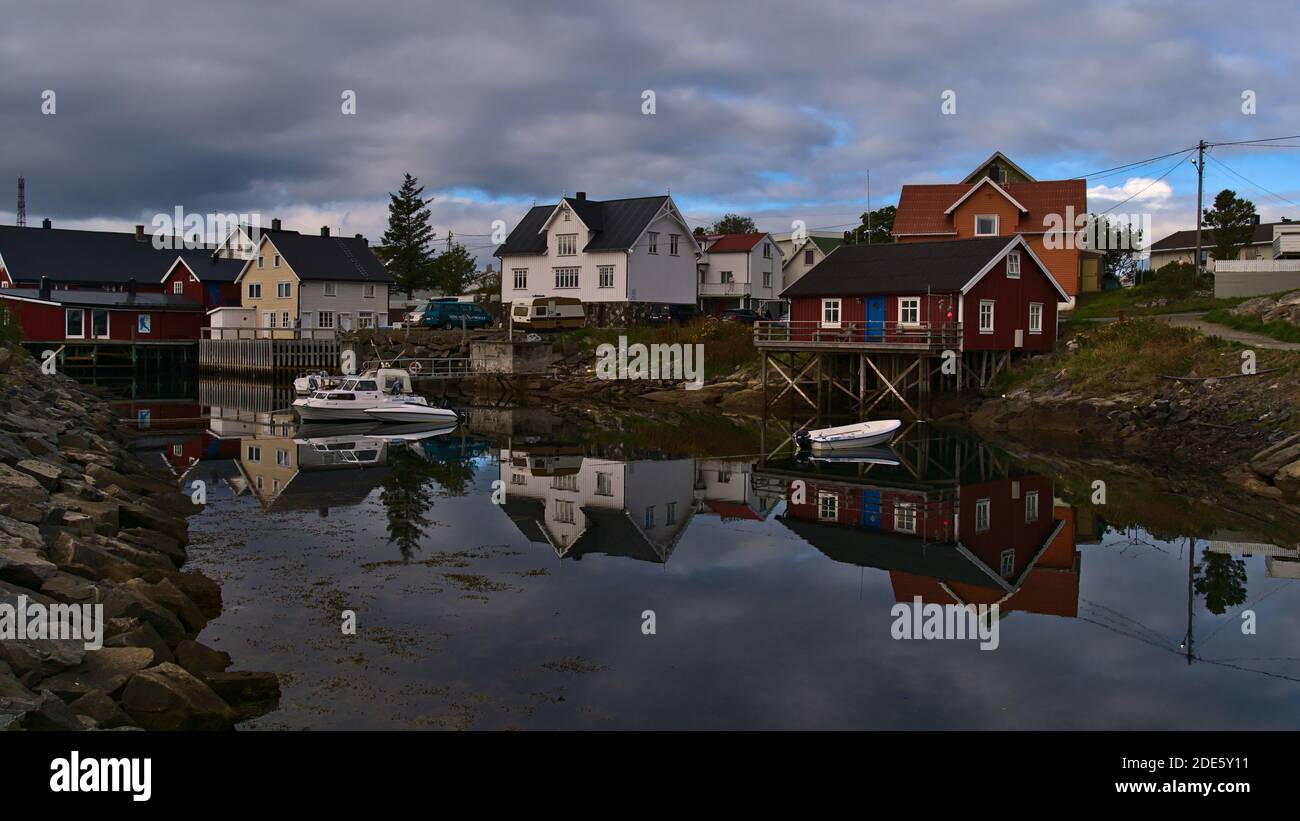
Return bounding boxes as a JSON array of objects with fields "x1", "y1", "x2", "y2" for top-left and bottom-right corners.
[
  {"x1": 499, "y1": 450, "x2": 696, "y2": 563},
  {"x1": 693, "y1": 458, "x2": 779, "y2": 522},
  {"x1": 1207, "y1": 536, "x2": 1300, "y2": 580}
]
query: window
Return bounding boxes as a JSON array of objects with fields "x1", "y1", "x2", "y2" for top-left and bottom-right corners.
[
  {"x1": 323, "y1": 282, "x2": 337, "y2": 297},
  {"x1": 817, "y1": 491, "x2": 838, "y2": 521},
  {"x1": 510, "y1": 473, "x2": 527, "y2": 485},
  {"x1": 281, "y1": 311, "x2": 291, "y2": 328},
  {"x1": 247, "y1": 446, "x2": 261, "y2": 462},
  {"x1": 318, "y1": 311, "x2": 335, "y2": 329},
  {"x1": 556, "y1": 500, "x2": 575, "y2": 523},
  {"x1": 277, "y1": 282, "x2": 291, "y2": 298},
  {"x1": 276, "y1": 449, "x2": 289, "y2": 466},
  {"x1": 894, "y1": 502, "x2": 917, "y2": 534},
  {"x1": 248, "y1": 282, "x2": 262, "y2": 299},
  {"x1": 65, "y1": 308, "x2": 84, "y2": 338},
  {"x1": 670, "y1": 234, "x2": 680, "y2": 255},
  {"x1": 645, "y1": 506, "x2": 656, "y2": 528},
  {"x1": 721, "y1": 271, "x2": 734, "y2": 283},
  {"x1": 256, "y1": 476, "x2": 263, "y2": 491},
  {"x1": 554, "y1": 267, "x2": 579, "y2": 289},
  {"x1": 172, "y1": 280, "x2": 184, "y2": 295},
  {"x1": 763, "y1": 270, "x2": 771, "y2": 288},
  {"x1": 363, "y1": 284, "x2": 375, "y2": 298},
  {"x1": 975, "y1": 498, "x2": 991, "y2": 533},
  {"x1": 557, "y1": 234, "x2": 577, "y2": 256},
  {"x1": 979, "y1": 300, "x2": 994, "y2": 334},
  {"x1": 1000, "y1": 550, "x2": 1015, "y2": 578},
  {"x1": 552, "y1": 474, "x2": 578, "y2": 491},
  {"x1": 257, "y1": 255, "x2": 264, "y2": 269},
  {"x1": 666, "y1": 501, "x2": 677, "y2": 525},
  {"x1": 805, "y1": 249, "x2": 815, "y2": 265},
  {"x1": 90, "y1": 310, "x2": 109, "y2": 339},
  {"x1": 358, "y1": 311, "x2": 374, "y2": 329},
  {"x1": 1029, "y1": 302, "x2": 1043, "y2": 334},
  {"x1": 1025, "y1": 490, "x2": 1040, "y2": 523},
  {"x1": 273, "y1": 254, "x2": 281, "y2": 268},
  {"x1": 763, "y1": 243, "x2": 771, "y2": 258},
  {"x1": 647, "y1": 232, "x2": 659, "y2": 254},
  {"x1": 562, "y1": 209, "x2": 571, "y2": 222},
  {"x1": 595, "y1": 472, "x2": 613, "y2": 496},
  {"x1": 1006, "y1": 250, "x2": 1021, "y2": 278},
  {"x1": 717, "y1": 471, "x2": 731, "y2": 483},
  {"x1": 899, "y1": 297, "x2": 920, "y2": 326},
  {"x1": 821, "y1": 298, "x2": 841, "y2": 328},
  {"x1": 513, "y1": 268, "x2": 528, "y2": 290},
  {"x1": 264, "y1": 311, "x2": 276, "y2": 329},
  {"x1": 975, "y1": 215, "x2": 998, "y2": 236},
  {"x1": 598, "y1": 265, "x2": 615, "y2": 288}
]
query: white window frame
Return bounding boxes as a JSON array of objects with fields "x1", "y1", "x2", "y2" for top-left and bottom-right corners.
[
  {"x1": 557, "y1": 234, "x2": 577, "y2": 256},
  {"x1": 247, "y1": 282, "x2": 262, "y2": 299},
  {"x1": 323, "y1": 282, "x2": 337, "y2": 297},
  {"x1": 817, "y1": 491, "x2": 839, "y2": 521},
  {"x1": 598, "y1": 265, "x2": 615, "y2": 288},
  {"x1": 281, "y1": 311, "x2": 291, "y2": 328},
  {"x1": 595, "y1": 471, "x2": 613, "y2": 496},
  {"x1": 512, "y1": 268, "x2": 528, "y2": 290},
  {"x1": 556, "y1": 500, "x2": 575, "y2": 524},
  {"x1": 318, "y1": 311, "x2": 335, "y2": 329},
  {"x1": 763, "y1": 270, "x2": 771, "y2": 288},
  {"x1": 172, "y1": 280, "x2": 185, "y2": 295},
  {"x1": 1025, "y1": 490, "x2": 1040, "y2": 523},
  {"x1": 264, "y1": 311, "x2": 276, "y2": 329},
  {"x1": 276, "y1": 449, "x2": 290, "y2": 466},
  {"x1": 979, "y1": 300, "x2": 995, "y2": 334},
  {"x1": 257, "y1": 255, "x2": 264, "y2": 269},
  {"x1": 358, "y1": 311, "x2": 374, "y2": 329},
  {"x1": 90, "y1": 309, "x2": 109, "y2": 339},
  {"x1": 65, "y1": 308, "x2": 84, "y2": 339},
  {"x1": 645, "y1": 506, "x2": 656, "y2": 528},
  {"x1": 273, "y1": 254, "x2": 281, "y2": 268},
  {"x1": 277, "y1": 281, "x2": 291, "y2": 299},
  {"x1": 1000, "y1": 549, "x2": 1015, "y2": 578},
  {"x1": 975, "y1": 498, "x2": 991, "y2": 533},
  {"x1": 804, "y1": 248, "x2": 815, "y2": 265},
  {"x1": 1006, "y1": 250, "x2": 1021, "y2": 278},
  {"x1": 554, "y1": 267, "x2": 579, "y2": 289},
  {"x1": 821, "y1": 298, "x2": 842, "y2": 329},
  {"x1": 894, "y1": 501, "x2": 918, "y2": 534},
  {"x1": 975, "y1": 214, "x2": 999, "y2": 236},
  {"x1": 898, "y1": 297, "x2": 921, "y2": 326},
  {"x1": 1029, "y1": 302, "x2": 1043, "y2": 335},
  {"x1": 763, "y1": 242, "x2": 772, "y2": 258},
  {"x1": 247, "y1": 445, "x2": 261, "y2": 462}
]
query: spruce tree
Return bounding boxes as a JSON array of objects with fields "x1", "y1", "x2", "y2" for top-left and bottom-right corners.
[{"x1": 381, "y1": 173, "x2": 436, "y2": 298}]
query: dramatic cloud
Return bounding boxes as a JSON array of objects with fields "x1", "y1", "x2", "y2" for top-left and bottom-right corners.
[{"x1": 1, "y1": 0, "x2": 1298, "y2": 259}]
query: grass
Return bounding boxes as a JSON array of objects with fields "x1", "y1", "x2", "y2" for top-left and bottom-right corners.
[
  {"x1": 559, "y1": 318, "x2": 759, "y2": 380},
  {"x1": 1071, "y1": 262, "x2": 1249, "y2": 320},
  {"x1": 1203, "y1": 307, "x2": 1300, "y2": 344}
]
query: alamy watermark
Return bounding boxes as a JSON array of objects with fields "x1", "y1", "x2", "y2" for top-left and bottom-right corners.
[
  {"x1": 150, "y1": 208, "x2": 262, "y2": 251},
  {"x1": 1043, "y1": 206, "x2": 1150, "y2": 252},
  {"x1": 890, "y1": 596, "x2": 1000, "y2": 650},
  {"x1": 0, "y1": 595, "x2": 104, "y2": 650},
  {"x1": 595, "y1": 336, "x2": 705, "y2": 390}
]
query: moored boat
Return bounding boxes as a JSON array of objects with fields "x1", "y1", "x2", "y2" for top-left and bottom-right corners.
[{"x1": 795, "y1": 419, "x2": 901, "y2": 451}]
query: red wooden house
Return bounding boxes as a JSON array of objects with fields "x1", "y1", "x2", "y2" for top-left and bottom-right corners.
[
  {"x1": 775, "y1": 235, "x2": 1068, "y2": 353},
  {"x1": 159, "y1": 252, "x2": 245, "y2": 311},
  {"x1": 0, "y1": 278, "x2": 205, "y2": 342}
]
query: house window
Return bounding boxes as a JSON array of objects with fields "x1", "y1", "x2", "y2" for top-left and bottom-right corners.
[
  {"x1": 717, "y1": 471, "x2": 731, "y2": 483},
  {"x1": 598, "y1": 265, "x2": 615, "y2": 288},
  {"x1": 975, "y1": 498, "x2": 991, "y2": 533},
  {"x1": 647, "y1": 232, "x2": 659, "y2": 254},
  {"x1": 255, "y1": 476, "x2": 263, "y2": 491},
  {"x1": 763, "y1": 270, "x2": 771, "y2": 288},
  {"x1": 281, "y1": 311, "x2": 291, "y2": 328},
  {"x1": 90, "y1": 310, "x2": 109, "y2": 338},
  {"x1": 666, "y1": 501, "x2": 677, "y2": 525},
  {"x1": 1006, "y1": 251, "x2": 1021, "y2": 278},
  {"x1": 899, "y1": 297, "x2": 920, "y2": 326},
  {"x1": 821, "y1": 298, "x2": 841, "y2": 328},
  {"x1": 1025, "y1": 490, "x2": 1040, "y2": 523},
  {"x1": 894, "y1": 501, "x2": 917, "y2": 534},
  {"x1": 554, "y1": 267, "x2": 579, "y2": 289},
  {"x1": 1029, "y1": 302, "x2": 1043, "y2": 334},
  {"x1": 273, "y1": 254, "x2": 281, "y2": 268},
  {"x1": 172, "y1": 280, "x2": 184, "y2": 295},
  {"x1": 595, "y1": 472, "x2": 613, "y2": 496},
  {"x1": 257, "y1": 255, "x2": 264, "y2": 269},
  {"x1": 248, "y1": 282, "x2": 262, "y2": 299},
  {"x1": 556, "y1": 500, "x2": 575, "y2": 523},
  {"x1": 805, "y1": 249, "x2": 815, "y2": 265},
  {"x1": 721, "y1": 271, "x2": 734, "y2": 283},
  {"x1": 276, "y1": 449, "x2": 289, "y2": 466},
  {"x1": 763, "y1": 242, "x2": 771, "y2": 258},
  {"x1": 318, "y1": 311, "x2": 335, "y2": 329},
  {"x1": 510, "y1": 473, "x2": 527, "y2": 485},
  {"x1": 247, "y1": 445, "x2": 261, "y2": 462},
  {"x1": 264, "y1": 312, "x2": 276, "y2": 329},
  {"x1": 65, "y1": 308, "x2": 84, "y2": 338},
  {"x1": 513, "y1": 268, "x2": 528, "y2": 290},
  {"x1": 563, "y1": 209, "x2": 571, "y2": 222},
  {"x1": 358, "y1": 311, "x2": 374, "y2": 329},
  {"x1": 645, "y1": 506, "x2": 656, "y2": 528},
  {"x1": 817, "y1": 491, "x2": 838, "y2": 521},
  {"x1": 363, "y1": 284, "x2": 375, "y2": 298},
  {"x1": 323, "y1": 282, "x2": 337, "y2": 297},
  {"x1": 975, "y1": 215, "x2": 998, "y2": 236},
  {"x1": 277, "y1": 282, "x2": 291, "y2": 298},
  {"x1": 1000, "y1": 549, "x2": 1015, "y2": 578},
  {"x1": 552, "y1": 474, "x2": 579, "y2": 491},
  {"x1": 669, "y1": 234, "x2": 680, "y2": 256},
  {"x1": 979, "y1": 300, "x2": 995, "y2": 334},
  {"x1": 557, "y1": 234, "x2": 577, "y2": 256}
]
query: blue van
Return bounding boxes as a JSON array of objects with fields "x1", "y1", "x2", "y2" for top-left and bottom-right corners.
[{"x1": 419, "y1": 300, "x2": 494, "y2": 330}]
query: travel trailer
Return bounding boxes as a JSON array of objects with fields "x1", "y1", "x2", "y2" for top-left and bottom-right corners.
[{"x1": 509, "y1": 296, "x2": 585, "y2": 330}]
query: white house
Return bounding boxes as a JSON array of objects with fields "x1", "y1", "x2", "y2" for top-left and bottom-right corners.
[
  {"x1": 495, "y1": 192, "x2": 700, "y2": 324},
  {"x1": 697, "y1": 232, "x2": 783, "y2": 316}
]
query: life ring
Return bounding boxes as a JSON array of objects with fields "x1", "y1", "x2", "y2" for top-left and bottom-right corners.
[{"x1": 408, "y1": 361, "x2": 422, "y2": 374}]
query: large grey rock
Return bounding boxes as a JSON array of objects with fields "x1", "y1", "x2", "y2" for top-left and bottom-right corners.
[
  {"x1": 141, "y1": 570, "x2": 221, "y2": 619},
  {"x1": 1249, "y1": 432, "x2": 1300, "y2": 479},
  {"x1": 120, "y1": 663, "x2": 235, "y2": 731},
  {"x1": 39, "y1": 570, "x2": 103, "y2": 604},
  {"x1": 69, "y1": 690, "x2": 137, "y2": 729},
  {"x1": 0, "y1": 586, "x2": 85, "y2": 678},
  {"x1": 9, "y1": 689, "x2": 84, "y2": 731},
  {"x1": 101, "y1": 586, "x2": 186, "y2": 646},
  {"x1": 0, "y1": 514, "x2": 42, "y2": 550},
  {"x1": 104, "y1": 621, "x2": 174, "y2": 666},
  {"x1": 117, "y1": 528, "x2": 187, "y2": 566},
  {"x1": 41, "y1": 646, "x2": 156, "y2": 699},
  {"x1": 0, "y1": 463, "x2": 50, "y2": 502},
  {"x1": 124, "y1": 577, "x2": 206, "y2": 633},
  {"x1": 174, "y1": 640, "x2": 231, "y2": 676},
  {"x1": 48, "y1": 493, "x2": 120, "y2": 534},
  {"x1": 47, "y1": 531, "x2": 140, "y2": 583},
  {"x1": 0, "y1": 544, "x2": 58, "y2": 589},
  {"x1": 0, "y1": 660, "x2": 34, "y2": 700},
  {"x1": 14, "y1": 459, "x2": 65, "y2": 491}
]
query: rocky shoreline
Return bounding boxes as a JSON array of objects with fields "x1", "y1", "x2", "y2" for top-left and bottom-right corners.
[{"x1": 0, "y1": 344, "x2": 278, "y2": 731}]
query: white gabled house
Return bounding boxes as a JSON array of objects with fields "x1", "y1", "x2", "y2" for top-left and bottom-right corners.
[
  {"x1": 495, "y1": 192, "x2": 701, "y2": 324},
  {"x1": 697, "y1": 232, "x2": 782, "y2": 316}
]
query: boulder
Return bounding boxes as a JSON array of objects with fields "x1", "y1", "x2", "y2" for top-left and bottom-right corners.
[
  {"x1": 120, "y1": 663, "x2": 235, "y2": 731},
  {"x1": 47, "y1": 532, "x2": 140, "y2": 583},
  {"x1": 116, "y1": 501, "x2": 188, "y2": 545},
  {"x1": 0, "y1": 514, "x2": 42, "y2": 550},
  {"x1": 0, "y1": 660, "x2": 34, "y2": 701},
  {"x1": 48, "y1": 493, "x2": 120, "y2": 534},
  {"x1": 14, "y1": 459, "x2": 66, "y2": 491},
  {"x1": 117, "y1": 528, "x2": 187, "y2": 566},
  {"x1": 141, "y1": 570, "x2": 221, "y2": 619},
  {"x1": 69, "y1": 690, "x2": 137, "y2": 729},
  {"x1": 0, "y1": 544, "x2": 58, "y2": 589},
  {"x1": 104, "y1": 621, "x2": 174, "y2": 666},
  {"x1": 123, "y1": 577, "x2": 206, "y2": 633},
  {"x1": 0, "y1": 463, "x2": 50, "y2": 502},
  {"x1": 102, "y1": 586, "x2": 187, "y2": 646},
  {"x1": 0, "y1": 587, "x2": 85, "y2": 678},
  {"x1": 1248, "y1": 432, "x2": 1300, "y2": 479},
  {"x1": 41, "y1": 646, "x2": 156, "y2": 699},
  {"x1": 174, "y1": 640, "x2": 231, "y2": 676},
  {"x1": 1273, "y1": 459, "x2": 1300, "y2": 500},
  {"x1": 201, "y1": 671, "x2": 280, "y2": 720},
  {"x1": 6, "y1": 689, "x2": 84, "y2": 731}
]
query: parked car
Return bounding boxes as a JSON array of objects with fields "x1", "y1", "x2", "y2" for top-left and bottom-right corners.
[
  {"x1": 719, "y1": 308, "x2": 763, "y2": 324},
  {"x1": 647, "y1": 303, "x2": 703, "y2": 326},
  {"x1": 421, "y1": 301, "x2": 495, "y2": 330}
]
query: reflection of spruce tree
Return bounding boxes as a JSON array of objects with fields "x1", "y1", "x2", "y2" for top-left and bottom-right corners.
[
  {"x1": 379, "y1": 448, "x2": 439, "y2": 560},
  {"x1": 1194, "y1": 552, "x2": 1248, "y2": 615}
]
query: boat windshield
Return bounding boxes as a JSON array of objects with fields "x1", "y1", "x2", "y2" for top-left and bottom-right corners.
[{"x1": 339, "y1": 380, "x2": 357, "y2": 391}]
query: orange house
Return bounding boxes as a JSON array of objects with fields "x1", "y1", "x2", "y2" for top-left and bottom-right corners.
[{"x1": 891, "y1": 152, "x2": 1098, "y2": 301}]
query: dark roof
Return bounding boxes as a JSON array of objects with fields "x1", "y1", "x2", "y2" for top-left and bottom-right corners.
[
  {"x1": 0, "y1": 289, "x2": 203, "y2": 310},
  {"x1": 173, "y1": 250, "x2": 247, "y2": 283},
  {"x1": 0, "y1": 225, "x2": 186, "y2": 285},
  {"x1": 1150, "y1": 221, "x2": 1284, "y2": 251},
  {"x1": 262, "y1": 232, "x2": 392, "y2": 282},
  {"x1": 265, "y1": 466, "x2": 390, "y2": 511},
  {"x1": 495, "y1": 196, "x2": 671, "y2": 256},
  {"x1": 502, "y1": 497, "x2": 550, "y2": 545},
  {"x1": 568, "y1": 507, "x2": 667, "y2": 563},
  {"x1": 780, "y1": 236, "x2": 1013, "y2": 297}
]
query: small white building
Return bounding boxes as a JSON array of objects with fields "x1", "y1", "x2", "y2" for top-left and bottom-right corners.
[{"x1": 697, "y1": 232, "x2": 782, "y2": 316}]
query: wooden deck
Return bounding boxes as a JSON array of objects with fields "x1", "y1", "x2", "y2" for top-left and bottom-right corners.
[{"x1": 753, "y1": 320, "x2": 961, "y2": 352}]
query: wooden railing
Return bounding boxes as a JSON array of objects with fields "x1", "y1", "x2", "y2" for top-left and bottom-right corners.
[
  {"x1": 753, "y1": 320, "x2": 962, "y2": 349},
  {"x1": 201, "y1": 327, "x2": 341, "y2": 341}
]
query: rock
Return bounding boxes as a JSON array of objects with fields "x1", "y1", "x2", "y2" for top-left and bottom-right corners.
[
  {"x1": 0, "y1": 660, "x2": 34, "y2": 701},
  {"x1": 105, "y1": 621, "x2": 174, "y2": 666},
  {"x1": 116, "y1": 501, "x2": 188, "y2": 545},
  {"x1": 85, "y1": 463, "x2": 176, "y2": 497},
  {"x1": 201, "y1": 671, "x2": 280, "y2": 720},
  {"x1": 123, "y1": 577, "x2": 206, "y2": 633},
  {"x1": 1273, "y1": 459, "x2": 1300, "y2": 499},
  {"x1": 0, "y1": 545, "x2": 58, "y2": 589},
  {"x1": 117, "y1": 528, "x2": 187, "y2": 566},
  {"x1": 0, "y1": 514, "x2": 42, "y2": 549},
  {"x1": 7, "y1": 689, "x2": 84, "y2": 731},
  {"x1": 120, "y1": 663, "x2": 236, "y2": 731},
  {"x1": 14, "y1": 458, "x2": 66, "y2": 490},
  {"x1": 102, "y1": 586, "x2": 187, "y2": 646},
  {"x1": 39, "y1": 569, "x2": 103, "y2": 604},
  {"x1": 1248, "y1": 432, "x2": 1300, "y2": 479},
  {"x1": 0, "y1": 463, "x2": 50, "y2": 503},
  {"x1": 40, "y1": 646, "x2": 156, "y2": 699},
  {"x1": 47, "y1": 531, "x2": 140, "y2": 583},
  {"x1": 174, "y1": 640, "x2": 231, "y2": 676},
  {"x1": 141, "y1": 570, "x2": 221, "y2": 619},
  {"x1": 0, "y1": 591, "x2": 86, "y2": 678},
  {"x1": 48, "y1": 493, "x2": 120, "y2": 535},
  {"x1": 69, "y1": 690, "x2": 137, "y2": 729}
]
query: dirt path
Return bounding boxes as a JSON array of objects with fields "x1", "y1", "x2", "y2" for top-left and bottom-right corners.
[{"x1": 1087, "y1": 311, "x2": 1300, "y2": 351}]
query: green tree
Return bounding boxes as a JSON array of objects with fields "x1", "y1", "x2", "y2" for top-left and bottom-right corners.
[
  {"x1": 845, "y1": 205, "x2": 896, "y2": 245},
  {"x1": 1084, "y1": 214, "x2": 1143, "y2": 286},
  {"x1": 1201, "y1": 189, "x2": 1257, "y2": 268},
  {"x1": 1194, "y1": 552, "x2": 1248, "y2": 616},
  {"x1": 430, "y1": 242, "x2": 478, "y2": 295},
  {"x1": 381, "y1": 173, "x2": 437, "y2": 298},
  {"x1": 705, "y1": 213, "x2": 757, "y2": 234}
]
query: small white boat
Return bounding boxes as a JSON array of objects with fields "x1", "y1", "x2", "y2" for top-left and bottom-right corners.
[
  {"x1": 363, "y1": 402, "x2": 458, "y2": 424},
  {"x1": 796, "y1": 419, "x2": 901, "y2": 451},
  {"x1": 293, "y1": 368, "x2": 426, "y2": 422},
  {"x1": 803, "y1": 444, "x2": 901, "y2": 466},
  {"x1": 293, "y1": 371, "x2": 345, "y2": 396}
]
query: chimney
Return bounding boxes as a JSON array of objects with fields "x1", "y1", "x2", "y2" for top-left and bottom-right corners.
[
  {"x1": 355, "y1": 233, "x2": 363, "y2": 240},
  {"x1": 271, "y1": 218, "x2": 281, "y2": 232},
  {"x1": 321, "y1": 226, "x2": 330, "y2": 237},
  {"x1": 135, "y1": 224, "x2": 145, "y2": 242},
  {"x1": 41, "y1": 218, "x2": 51, "y2": 230},
  {"x1": 127, "y1": 277, "x2": 137, "y2": 296},
  {"x1": 39, "y1": 276, "x2": 49, "y2": 300},
  {"x1": 575, "y1": 191, "x2": 586, "y2": 201}
]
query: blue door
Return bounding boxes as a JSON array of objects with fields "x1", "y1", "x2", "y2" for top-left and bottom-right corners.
[
  {"x1": 860, "y1": 490, "x2": 882, "y2": 530},
  {"x1": 865, "y1": 296, "x2": 885, "y2": 340}
]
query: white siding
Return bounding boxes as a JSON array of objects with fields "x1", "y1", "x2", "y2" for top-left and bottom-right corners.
[{"x1": 298, "y1": 280, "x2": 390, "y2": 329}]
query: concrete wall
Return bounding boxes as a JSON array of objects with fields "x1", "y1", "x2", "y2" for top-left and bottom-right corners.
[{"x1": 1214, "y1": 263, "x2": 1300, "y2": 297}]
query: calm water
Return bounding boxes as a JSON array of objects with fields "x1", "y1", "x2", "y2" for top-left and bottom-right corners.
[{"x1": 118, "y1": 386, "x2": 1300, "y2": 730}]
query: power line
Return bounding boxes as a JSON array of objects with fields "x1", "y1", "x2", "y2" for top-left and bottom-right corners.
[
  {"x1": 1095, "y1": 150, "x2": 1195, "y2": 215},
  {"x1": 1207, "y1": 155, "x2": 1300, "y2": 210}
]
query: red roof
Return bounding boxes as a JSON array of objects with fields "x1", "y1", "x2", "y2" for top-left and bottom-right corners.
[
  {"x1": 706, "y1": 233, "x2": 768, "y2": 253},
  {"x1": 892, "y1": 179, "x2": 1086, "y2": 236},
  {"x1": 703, "y1": 500, "x2": 764, "y2": 521}
]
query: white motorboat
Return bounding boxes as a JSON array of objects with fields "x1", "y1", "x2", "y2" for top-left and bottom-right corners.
[
  {"x1": 363, "y1": 402, "x2": 458, "y2": 424},
  {"x1": 293, "y1": 368, "x2": 426, "y2": 422},
  {"x1": 802, "y1": 444, "x2": 901, "y2": 466},
  {"x1": 795, "y1": 419, "x2": 902, "y2": 452}
]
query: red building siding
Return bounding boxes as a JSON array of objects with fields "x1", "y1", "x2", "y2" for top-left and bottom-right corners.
[
  {"x1": 0, "y1": 295, "x2": 204, "y2": 341},
  {"x1": 960, "y1": 255, "x2": 1058, "y2": 351}
]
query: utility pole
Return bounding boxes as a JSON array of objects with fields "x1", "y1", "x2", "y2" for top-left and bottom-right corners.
[
  {"x1": 16, "y1": 177, "x2": 26, "y2": 227},
  {"x1": 1193, "y1": 140, "x2": 1206, "y2": 276},
  {"x1": 866, "y1": 170, "x2": 872, "y2": 245}
]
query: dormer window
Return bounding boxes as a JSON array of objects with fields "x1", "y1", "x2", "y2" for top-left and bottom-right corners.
[{"x1": 975, "y1": 215, "x2": 998, "y2": 236}]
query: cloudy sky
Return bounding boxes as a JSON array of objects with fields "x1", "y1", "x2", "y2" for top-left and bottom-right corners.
[{"x1": 2, "y1": 0, "x2": 1298, "y2": 262}]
